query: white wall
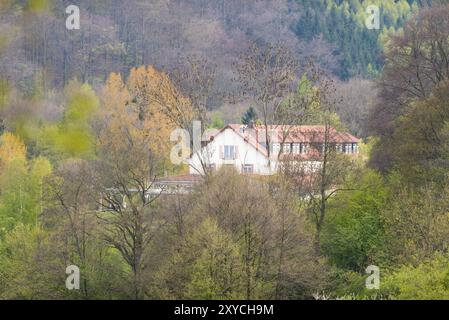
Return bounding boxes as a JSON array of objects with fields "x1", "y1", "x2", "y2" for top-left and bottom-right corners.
[
  {"x1": 189, "y1": 128, "x2": 326, "y2": 176},
  {"x1": 189, "y1": 128, "x2": 271, "y2": 175}
]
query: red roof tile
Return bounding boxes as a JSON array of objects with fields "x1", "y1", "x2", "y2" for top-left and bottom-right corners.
[{"x1": 215, "y1": 124, "x2": 360, "y2": 155}]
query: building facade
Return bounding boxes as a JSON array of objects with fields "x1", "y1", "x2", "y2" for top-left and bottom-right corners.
[{"x1": 189, "y1": 123, "x2": 360, "y2": 175}]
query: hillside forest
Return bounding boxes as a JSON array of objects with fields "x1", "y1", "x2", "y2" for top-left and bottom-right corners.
[{"x1": 1, "y1": 0, "x2": 449, "y2": 299}]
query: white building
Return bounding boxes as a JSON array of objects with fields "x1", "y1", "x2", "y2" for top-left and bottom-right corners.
[{"x1": 189, "y1": 123, "x2": 360, "y2": 175}]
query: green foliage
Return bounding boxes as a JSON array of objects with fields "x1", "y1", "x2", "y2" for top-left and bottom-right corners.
[
  {"x1": 278, "y1": 74, "x2": 320, "y2": 123},
  {"x1": 0, "y1": 156, "x2": 51, "y2": 237},
  {"x1": 381, "y1": 253, "x2": 449, "y2": 300},
  {"x1": 383, "y1": 178, "x2": 449, "y2": 264},
  {"x1": 295, "y1": 0, "x2": 419, "y2": 78},
  {"x1": 388, "y1": 81, "x2": 449, "y2": 186},
  {"x1": 184, "y1": 218, "x2": 245, "y2": 299},
  {"x1": 0, "y1": 79, "x2": 10, "y2": 110},
  {"x1": 2, "y1": 1, "x2": 449, "y2": 300},
  {"x1": 26, "y1": 0, "x2": 51, "y2": 12},
  {"x1": 0, "y1": 224, "x2": 63, "y2": 299},
  {"x1": 322, "y1": 170, "x2": 389, "y2": 271},
  {"x1": 208, "y1": 114, "x2": 225, "y2": 129},
  {"x1": 329, "y1": 268, "x2": 379, "y2": 299},
  {"x1": 39, "y1": 81, "x2": 99, "y2": 159},
  {"x1": 0, "y1": 157, "x2": 30, "y2": 235}
]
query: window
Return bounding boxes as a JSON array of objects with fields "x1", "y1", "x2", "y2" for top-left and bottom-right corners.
[
  {"x1": 242, "y1": 164, "x2": 254, "y2": 174},
  {"x1": 292, "y1": 143, "x2": 300, "y2": 154},
  {"x1": 336, "y1": 144, "x2": 343, "y2": 153},
  {"x1": 352, "y1": 143, "x2": 358, "y2": 154},
  {"x1": 344, "y1": 144, "x2": 351, "y2": 154},
  {"x1": 224, "y1": 145, "x2": 236, "y2": 160},
  {"x1": 272, "y1": 143, "x2": 281, "y2": 154},
  {"x1": 301, "y1": 143, "x2": 309, "y2": 154},
  {"x1": 283, "y1": 143, "x2": 291, "y2": 154}
]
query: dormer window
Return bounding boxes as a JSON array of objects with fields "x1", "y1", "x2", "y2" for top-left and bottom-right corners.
[
  {"x1": 292, "y1": 143, "x2": 300, "y2": 154},
  {"x1": 345, "y1": 143, "x2": 351, "y2": 154},
  {"x1": 283, "y1": 143, "x2": 291, "y2": 154}
]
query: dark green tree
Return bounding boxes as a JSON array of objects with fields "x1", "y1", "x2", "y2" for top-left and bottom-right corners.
[{"x1": 241, "y1": 107, "x2": 258, "y2": 125}]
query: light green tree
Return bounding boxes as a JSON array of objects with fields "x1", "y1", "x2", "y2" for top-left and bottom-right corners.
[
  {"x1": 39, "y1": 81, "x2": 99, "y2": 159},
  {"x1": 184, "y1": 218, "x2": 245, "y2": 299}
]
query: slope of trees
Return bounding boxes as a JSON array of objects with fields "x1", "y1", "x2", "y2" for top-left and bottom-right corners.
[
  {"x1": 369, "y1": 4, "x2": 449, "y2": 174},
  {"x1": 1, "y1": 0, "x2": 449, "y2": 301},
  {"x1": 295, "y1": 0, "x2": 419, "y2": 78}
]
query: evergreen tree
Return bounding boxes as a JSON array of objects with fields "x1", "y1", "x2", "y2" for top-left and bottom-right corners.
[
  {"x1": 241, "y1": 107, "x2": 258, "y2": 125},
  {"x1": 294, "y1": 0, "x2": 419, "y2": 78}
]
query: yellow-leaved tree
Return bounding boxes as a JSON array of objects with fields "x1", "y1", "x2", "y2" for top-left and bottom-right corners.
[
  {"x1": 99, "y1": 66, "x2": 194, "y2": 163},
  {"x1": 93, "y1": 66, "x2": 194, "y2": 299},
  {"x1": 0, "y1": 132, "x2": 52, "y2": 236},
  {"x1": 0, "y1": 132, "x2": 27, "y2": 175}
]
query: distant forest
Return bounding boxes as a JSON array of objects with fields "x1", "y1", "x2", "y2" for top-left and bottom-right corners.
[
  {"x1": 0, "y1": 0, "x2": 435, "y2": 133},
  {"x1": 0, "y1": 0, "x2": 429, "y2": 91},
  {"x1": 2, "y1": 0, "x2": 449, "y2": 300}
]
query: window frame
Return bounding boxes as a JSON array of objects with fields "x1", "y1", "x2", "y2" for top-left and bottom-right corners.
[
  {"x1": 283, "y1": 143, "x2": 291, "y2": 154},
  {"x1": 272, "y1": 143, "x2": 281, "y2": 154},
  {"x1": 301, "y1": 143, "x2": 309, "y2": 154},
  {"x1": 224, "y1": 145, "x2": 236, "y2": 160},
  {"x1": 292, "y1": 143, "x2": 300, "y2": 154},
  {"x1": 242, "y1": 164, "x2": 254, "y2": 174}
]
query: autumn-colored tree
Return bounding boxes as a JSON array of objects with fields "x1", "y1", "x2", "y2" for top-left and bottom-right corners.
[
  {"x1": 0, "y1": 224, "x2": 63, "y2": 299},
  {"x1": 92, "y1": 67, "x2": 193, "y2": 299},
  {"x1": 100, "y1": 66, "x2": 194, "y2": 160},
  {"x1": 0, "y1": 132, "x2": 26, "y2": 174},
  {"x1": 128, "y1": 65, "x2": 194, "y2": 144}
]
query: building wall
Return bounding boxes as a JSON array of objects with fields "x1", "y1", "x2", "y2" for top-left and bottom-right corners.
[
  {"x1": 189, "y1": 128, "x2": 271, "y2": 175},
  {"x1": 189, "y1": 127, "x2": 351, "y2": 176}
]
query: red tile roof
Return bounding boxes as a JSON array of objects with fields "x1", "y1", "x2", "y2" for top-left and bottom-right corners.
[
  {"x1": 278, "y1": 149, "x2": 322, "y2": 161},
  {"x1": 216, "y1": 124, "x2": 360, "y2": 156},
  {"x1": 227, "y1": 124, "x2": 269, "y2": 156},
  {"x1": 248, "y1": 124, "x2": 360, "y2": 143}
]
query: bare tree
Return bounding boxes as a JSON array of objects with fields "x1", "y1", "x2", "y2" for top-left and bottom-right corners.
[
  {"x1": 93, "y1": 135, "x2": 165, "y2": 300},
  {"x1": 169, "y1": 55, "x2": 222, "y2": 176},
  {"x1": 92, "y1": 73, "x2": 170, "y2": 299},
  {"x1": 45, "y1": 159, "x2": 98, "y2": 298},
  {"x1": 369, "y1": 5, "x2": 449, "y2": 171},
  {"x1": 235, "y1": 42, "x2": 298, "y2": 170},
  {"x1": 278, "y1": 67, "x2": 356, "y2": 253}
]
